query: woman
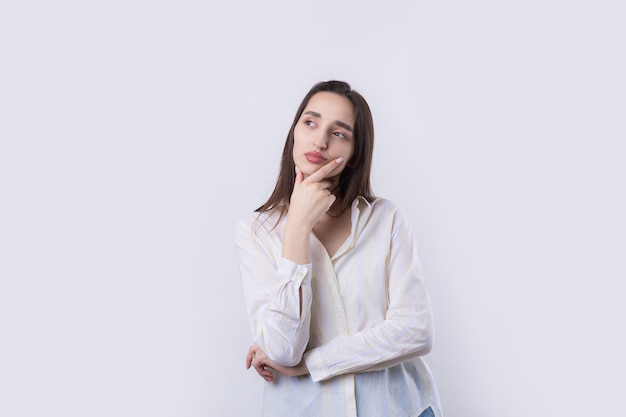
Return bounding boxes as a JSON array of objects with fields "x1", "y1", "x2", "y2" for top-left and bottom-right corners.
[{"x1": 235, "y1": 80, "x2": 442, "y2": 417}]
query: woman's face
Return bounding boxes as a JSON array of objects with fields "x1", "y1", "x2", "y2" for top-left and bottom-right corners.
[{"x1": 293, "y1": 91, "x2": 355, "y2": 180}]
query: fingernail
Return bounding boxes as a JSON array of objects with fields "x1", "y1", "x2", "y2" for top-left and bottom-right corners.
[{"x1": 336, "y1": 157, "x2": 344, "y2": 163}]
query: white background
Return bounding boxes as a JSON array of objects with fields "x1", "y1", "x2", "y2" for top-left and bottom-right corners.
[{"x1": 1, "y1": 1, "x2": 624, "y2": 416}]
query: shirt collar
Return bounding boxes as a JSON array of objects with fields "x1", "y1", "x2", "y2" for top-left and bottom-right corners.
[{"x1": 352, "y1": 196, "x2": 372, "y2": 211}]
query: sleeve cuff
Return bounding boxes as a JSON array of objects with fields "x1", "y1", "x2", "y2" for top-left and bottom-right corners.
[
  {"x1": 304, "y1": 348, "x2": 326, "y2": 382},
  {"x1": 277, "y1": 257, "x2": 311, "y2": 284}
]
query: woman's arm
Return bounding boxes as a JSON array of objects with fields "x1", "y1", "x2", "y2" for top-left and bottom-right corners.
[
  {"x1": 235, "y1": 159, "x2": 344, "y2": 367},
  {"x1": 246, "y1": 343, "x2": 309, "y2": 382},
  {"x1": 303, "y1": 212, "x2": 434, "y2": 382},
  {"x1": 235, "y1": 218, "x2": 313, "y2": 366}
]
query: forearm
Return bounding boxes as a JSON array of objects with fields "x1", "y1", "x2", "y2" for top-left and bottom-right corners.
[
  {"x1": 281, "y1": 217, "x2": 312, "y2": 265},
  {"x1": 236, "y1": 219, "x2": 313, "y2": 367},
  {"x1": 250, "y1": 259, "x2": 313, "y2": 366},
  {"x1": 304, "y1": 314, "x2": 433, "y2": 382}
]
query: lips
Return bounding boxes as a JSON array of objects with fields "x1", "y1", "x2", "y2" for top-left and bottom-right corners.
[{"x1": 305, "y1": 151, "x2": 327, "y2": 164}]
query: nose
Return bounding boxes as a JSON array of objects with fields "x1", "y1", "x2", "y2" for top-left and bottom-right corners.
[{"x1": 313, "y1": 132, "x2": 328, "y2": 150}]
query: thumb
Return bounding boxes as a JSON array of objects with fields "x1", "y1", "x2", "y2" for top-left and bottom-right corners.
[{"x1": 294, "y1": 165, "x2": 303, "y2": 186}]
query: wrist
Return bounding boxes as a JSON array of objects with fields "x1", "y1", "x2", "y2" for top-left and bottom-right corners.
[
  {"x1": 282, "y1": 218, "x2": 312, "y2": 265},
  {"x1": 285, "y1": 215, "x2": 313, "y2": 235},
  {"x1": 288, "y1": 360, "x2": 309, "y2": 377}
]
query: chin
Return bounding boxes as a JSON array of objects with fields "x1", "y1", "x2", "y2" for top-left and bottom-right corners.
[{"x1": 295, "y1": 162, "x2": 316, "y2": 176}]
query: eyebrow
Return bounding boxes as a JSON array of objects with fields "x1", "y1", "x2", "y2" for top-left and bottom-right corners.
[{"x1": 304, "y1": 110, "x2": 353, "y2": 133}]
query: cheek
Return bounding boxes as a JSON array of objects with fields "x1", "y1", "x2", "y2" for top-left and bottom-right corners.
[
  {"x1": 342, "y1": 145, "x2": 356, "y2": 169},
  {"x1": 337, "y1": 146, "x2": 354, "y2": 170},
  {"x1": 341, "y1": 142, "x2": 355, "y2": 160},
  {"x1": 292, "y1": 129, "x2": 306, "y2": 150},
  {"x1": 291, "y1": 134, "x2": 300, "y2": 154}
]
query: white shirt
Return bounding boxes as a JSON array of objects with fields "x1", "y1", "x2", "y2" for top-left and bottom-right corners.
[{"x1": 235, "y1": 197, "x2": 442, "y2": 417}]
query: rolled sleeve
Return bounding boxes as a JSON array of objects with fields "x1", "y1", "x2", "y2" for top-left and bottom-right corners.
[{"x1": 235, "y1": 217, "x2": 313, "y2": 366}]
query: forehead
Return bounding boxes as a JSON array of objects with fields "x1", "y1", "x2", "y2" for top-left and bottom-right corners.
[{"x1": 303, "y1": 92, "x2": 355, "y2": 125}]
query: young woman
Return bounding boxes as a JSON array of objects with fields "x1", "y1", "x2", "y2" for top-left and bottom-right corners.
[{"x1": 235, "y1": 81, "x2": 442, "y2": 417}]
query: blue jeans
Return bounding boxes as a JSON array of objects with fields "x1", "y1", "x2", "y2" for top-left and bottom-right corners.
[{"x1": 418, "y1": 407, "x2": 435, "y2": 417}]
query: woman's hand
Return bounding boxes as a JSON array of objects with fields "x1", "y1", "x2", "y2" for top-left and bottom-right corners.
[
  {"x1": 288, "y1": 158, "x2": 344, "y2": 231},
  {"x1": 282, "y1": 158, "x2": 344, "y2": 265},
  {"x1": 246, "y1": 344, "x2": 309, "y2": 382}
]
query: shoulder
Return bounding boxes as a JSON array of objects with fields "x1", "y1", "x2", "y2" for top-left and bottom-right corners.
[
  {"x1": 365, "y1": 197, "x2": 415, "y2": 237},
  {"x1": 236, "y1": 211, "x2": 260, "y2": 230},
  {"x1": 366, "y1": 197, "x2": 405, "y2": 220},
  {"x1": 368, "y1": 196, "x2": 399, "y2": 210},
  {"x1": 234, "y1": 209, "x2": 284, "y2": 242}
]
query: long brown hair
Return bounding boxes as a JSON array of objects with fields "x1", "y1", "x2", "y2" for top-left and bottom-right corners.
[{"x1": 256, "y1": 80, "x2": 375, "y2": 222}]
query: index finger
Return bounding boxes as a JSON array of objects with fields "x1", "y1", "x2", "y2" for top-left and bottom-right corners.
[
  {"x1": 306, "y1": 157, "x2": 344, "y2": 183},
  {"x1": 246, "y1": 344, "x2": 258, "y2": 369}
]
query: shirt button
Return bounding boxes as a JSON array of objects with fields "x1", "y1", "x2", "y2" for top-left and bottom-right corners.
[{"x1": 296, "y1": 269, "x2": 306, "y2": 279}]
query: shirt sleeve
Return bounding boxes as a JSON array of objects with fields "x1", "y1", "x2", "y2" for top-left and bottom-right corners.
[
  {"x1": 304, "y1": 211, "x2": 434, "y2": 382},
  {"x1": 234, "y1": 216, "x2": 313, "y2": 366}
]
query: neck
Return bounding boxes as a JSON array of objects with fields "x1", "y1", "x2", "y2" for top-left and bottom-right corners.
[{"x1": 325, "y1": 198, "x2": 346, "y2": 218}]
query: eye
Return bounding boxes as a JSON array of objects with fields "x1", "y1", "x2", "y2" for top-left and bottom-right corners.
[
  {"x1": 333, "y1": 131, "x2": 347, "y2": 139},
  {"x1": 305, "y1": 119, "x2": 316, "y2": 127}
]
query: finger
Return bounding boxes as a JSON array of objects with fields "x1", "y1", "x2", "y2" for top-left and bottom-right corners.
[
  {"x1": 294, "y1": 165, "x2": 303, "y2": 186},
  {"x1": 253, "y1": 363, "x2": 274, "y2": 382},
  {"x1": 262, "y1": 366, "x2": 274, "y2": 382},
  {"x1": 317, "y1": 180, "x2": 334, "y2": 190},
  {"x1": 245, "y1": 345, "x2": 258, "y2": 369},
  {"x1": 305, "y1": 157, "x2": 343, "y2": 183}
]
